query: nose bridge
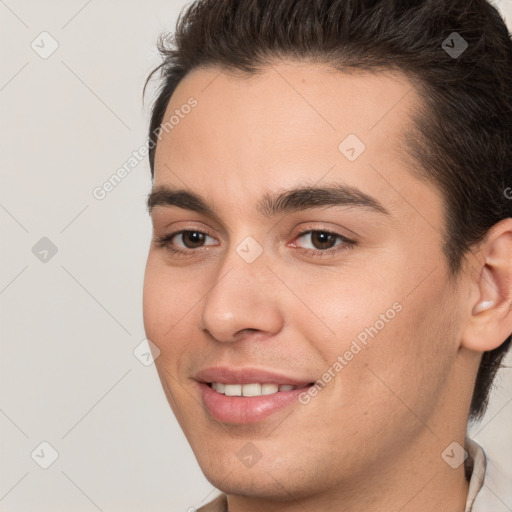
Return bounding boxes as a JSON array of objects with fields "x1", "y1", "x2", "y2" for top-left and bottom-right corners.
[{"x1": 199, "y1": 237, "x2": 283, "y2": 343}]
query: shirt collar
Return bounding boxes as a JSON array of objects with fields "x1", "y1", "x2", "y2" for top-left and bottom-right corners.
[{"x1": 464, "y1": 436, "x2": 487, "y2": 511}]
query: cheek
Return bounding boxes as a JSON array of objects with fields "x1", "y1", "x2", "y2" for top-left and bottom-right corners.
[
  {"x1": 142, "y1": 259, "x2": 166, "y2": 342},
  {"x1": 288, "y1": 265, "x2": 404, "y2": 364},
  {"x1": 142, "y1": 255, "x2": 198, "y2": 355},
  {"x1": 142, "y1": 257, "x2": 206, "y2": 417},
  {"x1": 291, "y1": 260, "x2": 454, "y2": 408},
  {"x1": 339, "y1": 270, "x2": 459, "y2": 424}
]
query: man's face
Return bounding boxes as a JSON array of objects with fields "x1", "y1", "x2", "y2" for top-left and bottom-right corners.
[{"x1": 143, "y1": 62, "x2": 470, "y2": 498}]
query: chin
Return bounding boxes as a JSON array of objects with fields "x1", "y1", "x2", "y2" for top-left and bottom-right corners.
[
  {"x1": 195, "y1": 446, "x2": 331, "y2": 503},
  {"x1": 200, "y1": 468, "x2": 296, "y2": 501}
]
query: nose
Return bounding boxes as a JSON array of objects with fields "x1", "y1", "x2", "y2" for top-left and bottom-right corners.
[{"x1": 199, "y1": 245, "x2": 284, "y2": 343}]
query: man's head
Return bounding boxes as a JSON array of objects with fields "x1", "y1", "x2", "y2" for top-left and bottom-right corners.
[{"x1": 142, "y1": 0, "x2": 512, "y2": 504}]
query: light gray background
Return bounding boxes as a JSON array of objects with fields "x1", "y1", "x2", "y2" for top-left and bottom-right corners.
[{"x1": 1, "y1": 1, "x2": 511, "y2": 511}]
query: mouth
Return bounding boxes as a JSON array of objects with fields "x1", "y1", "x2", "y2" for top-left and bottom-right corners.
[
  {"x1": 195, "y1": 367, "x2": 316, "y2": 424},
  {"x1": 207, "y1": 382, "x2": 312, "y2": 396}
]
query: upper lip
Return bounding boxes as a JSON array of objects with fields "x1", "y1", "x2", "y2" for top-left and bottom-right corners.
[{"x1": 194, "y1": 367, "x2": 314, "y2": 386}]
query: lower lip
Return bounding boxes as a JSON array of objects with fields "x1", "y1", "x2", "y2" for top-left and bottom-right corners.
[{"x1": 198, "y1": 383, "x2": 310, "y2": 424}]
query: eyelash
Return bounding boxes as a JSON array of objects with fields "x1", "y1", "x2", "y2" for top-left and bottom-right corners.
[{"x1": 154, "y1": 228, "x2": 357, "y2": 258}]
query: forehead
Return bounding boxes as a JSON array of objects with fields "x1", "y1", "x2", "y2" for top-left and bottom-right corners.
[
  {"x1": 156, "y1": 62, "x2": 414, "y2": 161},
  {"x1": 153, "y1": 61, "x2": 443, "y2": 229}
]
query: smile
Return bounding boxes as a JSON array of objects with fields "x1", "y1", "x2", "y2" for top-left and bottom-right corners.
[
  {"x1": 209, "y1": 382, "x2": 310, "y2": 396},
  {"x1": 195, "y1": 367, "x2": 315, "y2": 423}
]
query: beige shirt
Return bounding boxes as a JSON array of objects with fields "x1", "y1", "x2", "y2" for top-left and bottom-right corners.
[
  {"x1": 465, "y1": 437, "x2": 511, "y2": 511},
  {"x1": 197, "y1": 438, "x2": 507, "y2": 511}
]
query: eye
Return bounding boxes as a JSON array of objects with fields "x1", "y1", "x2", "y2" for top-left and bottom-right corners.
[
  {"x1": 154, "y1": 228, "x2": 356, "y2": 258},
  {"x1": 290, "y1": 229, "x2": 356, "y2": 257},
  {"x1": 154, "y1": 230, "x2": 218, "y2": 256}
]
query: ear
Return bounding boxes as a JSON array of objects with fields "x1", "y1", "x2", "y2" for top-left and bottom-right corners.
[{"x1": 461, "y1": 218, "x2": 512, "y2": 352}]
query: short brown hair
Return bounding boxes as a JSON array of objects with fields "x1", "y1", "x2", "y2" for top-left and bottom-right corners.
[{"x1": 145, "y1": 0, "x2": 512, "y2": 421}]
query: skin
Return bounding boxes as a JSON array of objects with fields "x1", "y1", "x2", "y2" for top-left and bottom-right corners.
[{"x1": 143, "y1": 61, "x2": 512, "y2": 511}]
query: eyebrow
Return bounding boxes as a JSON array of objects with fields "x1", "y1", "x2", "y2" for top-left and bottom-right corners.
[{"x1": 146, "y1": 183, "x2": 391, "y2": 220}]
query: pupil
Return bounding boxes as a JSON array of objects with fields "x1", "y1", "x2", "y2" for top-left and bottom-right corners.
[
  {"x1": 313, "y1": 232, "x2": 334, "y2": 249},
  {"x1": 185, "y1": 231, "x2": 205, "y2": 248}
]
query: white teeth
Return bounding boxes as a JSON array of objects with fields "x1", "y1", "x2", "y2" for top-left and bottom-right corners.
[
  {"x1": 210, "y1": 382, "x2": 299, "y2": 396},
  {"x1": 212, "y1": 382, "x2": 225, "y2": 393},
  {"x1": 224, "y1": 384, "x2": 242, "y2": 396},
  {"x1": 242, "y1": 383, "x2": 261, "y2": 397},
  {"x1": 261, "y1": 383, "x2": 279, "y2": 395}
]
